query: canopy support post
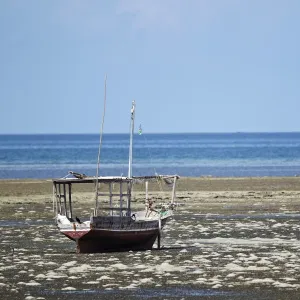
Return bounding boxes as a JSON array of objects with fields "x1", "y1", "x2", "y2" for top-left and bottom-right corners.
[
  {"x1": 127, "y1": 181, "x2": 132, "y2": 217},
  {"x1": 63, "y1": 184, "x2": 67, "y2": 216},
  {"x1": 171, "y1": 176, "x2": 177, "y2": 204},
  {"x1": 68, "y1": 183, "x2": 72, "y2": 219},
  {"x1": 58, "y1": 184, "x2": 62, "y2": 214},
  {"x1": 120, "y1": 181, "x2": 123, "y2": 218},
  {"x1": 157, "y1": 216, "x2": 161, "y2": 249},
  {"x1": 109, "y1": 182, "x2": 113, "y2": 216}
]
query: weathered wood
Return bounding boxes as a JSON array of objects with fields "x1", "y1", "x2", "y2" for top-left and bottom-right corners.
[
  {"x1": 57, "y1": 184, "x2": 62, "y2": 214},
  {"x1": 157, "y1": 217, "x2": 162, "y2": 249},
  {"x1": 145, "y1": 181, "x2": 149, "y2": 201},
  {"x1": 68, "y1": 183, "x2": 72, "y2": 219},
  {"x1": 97, "y1": 193, "x2": 130, "y2": 197},
  {"x1": 63, "y1": 184, "x2": 67, "y2": 216},
  {"x1": 109, "y1": 182, "x2": 112, "y2": 216},
  {"x1": 120, "y1": 181, "x2": 123, "y2": 217},
  {"x1": 100, "y1": 207, "x2": 129, "y2": 211},
  {"x1": 53, "y1": 175, "x2": 179, "y2": 184},
  {"x1": 127, "y1": 181, "x2": 132, "y2": 216},
  {"x1": 171, "y1": 176, "x2": 177, "y2": 204},
  {"x1": 53, "y1": 184, "x2": 56, "y2": 214}
]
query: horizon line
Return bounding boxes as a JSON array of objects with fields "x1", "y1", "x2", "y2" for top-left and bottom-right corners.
[{"x1": 1, "y1": 131, "x2": 300, "y2": 135}]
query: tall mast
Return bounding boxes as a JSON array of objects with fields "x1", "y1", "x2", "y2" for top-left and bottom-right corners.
[
  {"x1": 94, "y1": 74, "x2": 107, "y2": 213},
  {"x1": 128, "y1": 100, "x2": 135, "y2": 178}
]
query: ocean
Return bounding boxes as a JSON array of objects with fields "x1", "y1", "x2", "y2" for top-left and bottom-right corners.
[{"x1": 1, "y1": 132, "x2": 300, "y2": 179}]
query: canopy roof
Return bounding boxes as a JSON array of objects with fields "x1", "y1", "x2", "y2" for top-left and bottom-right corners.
[{"x1": 52, "y1": 175, "x2": 180, "y2": 185}]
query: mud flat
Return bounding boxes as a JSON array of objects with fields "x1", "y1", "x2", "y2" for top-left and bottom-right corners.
[{"x1": 1, "y1": 177, "x2": 300, "y2": 299}]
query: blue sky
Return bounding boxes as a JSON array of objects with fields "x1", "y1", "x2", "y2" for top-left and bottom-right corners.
[{"x1": 0, "y1": 0, "x2": 299, "y2": 134}]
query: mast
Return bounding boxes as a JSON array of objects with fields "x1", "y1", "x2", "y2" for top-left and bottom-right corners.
[
  {"x1": 128, "y1": 100, "x2": 135, "y2": 178},
  {"x1": 94, "y1": 74, "x2": 107, "y2": 214}
]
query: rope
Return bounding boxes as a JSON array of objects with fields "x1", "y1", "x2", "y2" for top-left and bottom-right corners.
[{"x1": 142, "y1": 133, "x2": 164, "y2": 192}]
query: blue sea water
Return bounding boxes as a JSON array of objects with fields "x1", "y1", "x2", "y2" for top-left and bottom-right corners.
[{"x1": 1, "y1": 132, "x2": 300, "y2": 179}]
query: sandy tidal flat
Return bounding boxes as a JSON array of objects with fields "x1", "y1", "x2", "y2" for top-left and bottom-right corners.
[{"x1": 1, "y1": 177, "x2": 300, "y2": 299}]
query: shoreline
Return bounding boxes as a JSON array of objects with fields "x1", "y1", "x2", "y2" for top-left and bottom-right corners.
[{"x1": 1, "y1": 177, "x2": 300, "y2": 198}]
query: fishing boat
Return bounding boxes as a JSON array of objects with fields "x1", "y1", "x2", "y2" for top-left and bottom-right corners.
[{"x1": 52, "y1": 100, "x2": 179, "y2": 253}]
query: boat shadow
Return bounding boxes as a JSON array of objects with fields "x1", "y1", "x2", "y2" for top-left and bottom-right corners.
[
  {"x1": 60, "y1": 245, "x2": 196, "y2": 254},
  {"x1": 152, "y1": 245, "x2": 196, "y2": 251}
]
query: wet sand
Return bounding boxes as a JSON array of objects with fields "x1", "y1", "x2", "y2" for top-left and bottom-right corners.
[
  {"x1": 2, "y1": 176, "x2": 300, "y2": 197},
  {"x1": 1, "y1": 177, "x2": 300, "y2": 299}
]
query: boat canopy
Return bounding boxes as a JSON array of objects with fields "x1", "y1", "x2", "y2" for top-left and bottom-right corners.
[
  {"x1": 52, "y1": 174, "x2": 180, "y2": 220},
  {"x1": 52, "y1": 175, "x2": 180, "y2": 185}
]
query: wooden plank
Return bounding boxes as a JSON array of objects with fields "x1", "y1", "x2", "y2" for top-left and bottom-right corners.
[
  {"x1": 171, "y1": 176, "x2": 177, "y2": 204},
  {"x1": 68, "y1": 183, "x2": 72, "y2": 219}
]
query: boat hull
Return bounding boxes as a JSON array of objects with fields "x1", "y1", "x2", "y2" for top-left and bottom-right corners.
[
  {"x1": 58, "y1": 213, "x2": 171, "y2": 253},
  {"x1": 61, "y1": 227, "x2": 159, "y2": 253}
]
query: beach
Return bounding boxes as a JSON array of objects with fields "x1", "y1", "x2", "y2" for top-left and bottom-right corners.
[{"x1": 1, "y1": 177, "x2": 300, "y2": 299}]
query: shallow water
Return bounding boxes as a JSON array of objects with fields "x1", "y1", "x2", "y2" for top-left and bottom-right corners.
[
  {"x1": 1, "y1": 191, "x2": 300, "y2": 299},
  {"x1": 3, "y1": 132, "x2": 300, "y2": 178},
  {"x1": 43, "y1": 287, "x2": 242, "y2": 299}
]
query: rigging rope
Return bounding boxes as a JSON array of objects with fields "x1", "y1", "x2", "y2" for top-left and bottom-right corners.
[{"x1": 141, "y1": 133, "x2": 164, "y2": 192}]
